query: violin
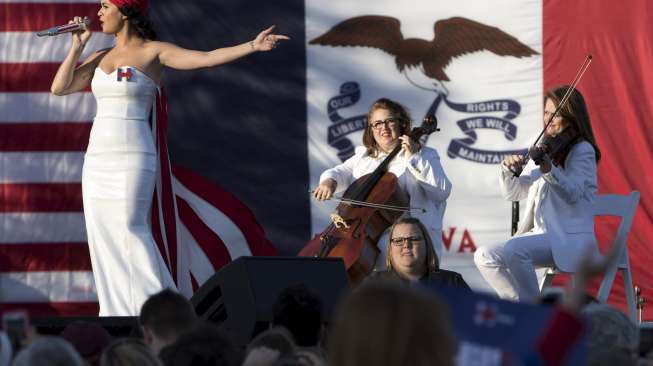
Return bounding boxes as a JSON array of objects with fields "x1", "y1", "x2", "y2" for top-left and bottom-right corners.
[
  {"x1": 529, "y1": 126, "x2": 580, "y2": 167},
  {"x1": 299, "y1": 116, "x2": 439, "y2": 284},
  {"x1": 511, "y1": 55, "x2": 592, "y2": 176}
]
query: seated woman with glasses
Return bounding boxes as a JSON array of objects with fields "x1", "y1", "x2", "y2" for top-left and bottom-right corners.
[
  {"x1": 313, "y1": 98, "x2": 451, "y2": 270},
  {"x1": 367, "y1": 217, "x2": 470, "y2": 289}
]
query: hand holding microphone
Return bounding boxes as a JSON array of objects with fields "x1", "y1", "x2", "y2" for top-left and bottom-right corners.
[{"x1": 37, "y1": 16, "x2": 92, "y2": 47}]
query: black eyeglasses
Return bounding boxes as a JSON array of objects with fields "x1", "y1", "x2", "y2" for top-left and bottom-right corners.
[
  {"x1": 390, "y1": 236, "x2": 423, "y2": 247},
  {"x1": 369, "y1": 117, "x2": 401, "y2": 130}
]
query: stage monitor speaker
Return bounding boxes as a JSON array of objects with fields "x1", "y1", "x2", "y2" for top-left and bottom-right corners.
[
  {"x1": 190, "y1": 256, "x2": 349, "y2": 346},
  {"x1": 31, "y1": 316, "x2": 139, "y2": 338}
]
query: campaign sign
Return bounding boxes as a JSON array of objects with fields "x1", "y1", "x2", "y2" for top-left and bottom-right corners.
[{"x1": 420, "y1": 284, "x2": 588, "y2": 366}]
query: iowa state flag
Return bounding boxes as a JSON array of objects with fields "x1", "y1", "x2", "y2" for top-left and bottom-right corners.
[{"x1": 1, "y1": 0, "x2": 652, "y2": 318}]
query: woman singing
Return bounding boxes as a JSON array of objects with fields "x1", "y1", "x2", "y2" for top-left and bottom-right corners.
[
  {"x1": 313, "y1": 98, "x2": 451, "y2": 269},
  {"x1": 474, "y1": 85, "x2": 602, "y2": 303},
  {"x1": 50, "y1": 0, "x2": 288, "y2": 315}
]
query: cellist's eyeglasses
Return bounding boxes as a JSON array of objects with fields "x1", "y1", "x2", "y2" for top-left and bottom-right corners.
[
  {"x1": 370, "y1": 117, "x2": 401, "y2": 130},
  {"x1": 390, "y1": 236, "x2": 423, "y2": 247}
]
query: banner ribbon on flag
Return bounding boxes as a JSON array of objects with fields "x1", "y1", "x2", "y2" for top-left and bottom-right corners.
[
  {"x1": 427, "y1": 94, "x2": 529, "y2": 164},
  {"x1": 326, "y1": 82, "x2": 367, "y2": 161}
]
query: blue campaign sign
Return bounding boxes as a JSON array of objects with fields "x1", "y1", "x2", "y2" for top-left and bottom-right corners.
[{"x1": 420, "y1": 284, "x2": 588, "y2": 366}]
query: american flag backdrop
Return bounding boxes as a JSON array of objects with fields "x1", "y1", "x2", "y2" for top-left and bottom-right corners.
[{"x1": 0, "y1": 0, "x2": 277, "y2": 316}]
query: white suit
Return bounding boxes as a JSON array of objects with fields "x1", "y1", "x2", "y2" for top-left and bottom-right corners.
[
  {"x1": 320, "y1": 146, "x2": 451, "y2": 263},
  {"x1": 474, "y1": 141, "x2": 599, "y2": 301}
]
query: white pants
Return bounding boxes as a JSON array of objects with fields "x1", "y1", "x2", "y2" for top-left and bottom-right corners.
[{"x1": 474, "y1": 231, "x2": 555, "y2": 303}]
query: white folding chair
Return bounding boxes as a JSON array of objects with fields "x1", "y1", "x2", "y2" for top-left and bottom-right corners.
[{"x1": 539, "y1": 191, "x2": 640, "y2": 322}]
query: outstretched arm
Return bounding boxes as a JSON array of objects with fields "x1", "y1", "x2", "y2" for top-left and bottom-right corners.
[{"x1": 157, "y1": 25, "x2": 289, "y2": 70}]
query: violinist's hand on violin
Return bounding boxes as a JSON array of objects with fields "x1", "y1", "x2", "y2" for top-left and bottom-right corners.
[
  {"x1": 313, "y1": 179, "x2": 336, "y2": 201},
  {"x1": 527, "y1": 145, "x2": 552, "y2": 173},
  {"x1": 539, "y1": 155, "x2": 552, "y2": 173},
  {"x1": 399, "y1": 135, "x2": 420, "y2": 158},
  {"x1": 502, "y1": 155, "x2": 525, "y2": 173}
]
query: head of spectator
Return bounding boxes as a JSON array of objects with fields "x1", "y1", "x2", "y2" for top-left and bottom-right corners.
[
  {"x1": 12, "y1": 336, "x2": 83, "y2": 366},
  {"x1": 581, "y1": 303, "x2": 639, "y2": 366},
  {"x1": 139, "y1": 288, "x2": 197, "y2": 355},
  {"x1": 247, "y1": 326, "x2": 295, "y2": 357},
  {"x1": 386, "y1": 216, "x2": 438, "y2": 281},
  {"x1": 159, "y1": 323, "x2": 243, "y2": 366},
  {"x1": 328, "y1": 282, "x2": 455, "y2": 366},
  {"x1": 0, "y1": 332, "x2": 12, "y2": 366},
  {"x1": 271, "y1": 350, "x2": 327, "y2": 366},
  {"x1": 60, "y1": 320, "x2": 112, "y2": 366},
  {"x1": 367, "y1": 216, "x2": 470, "y2": 290},
  {"x1": 272, "y1": 284, "x2": 323, "y2": 347},
  {"x1": 100, "y1": 338, "x2": 161, "y2": 366},
  {"x1": 292, "y1": 349, "x2": 327, "y2": 366}
]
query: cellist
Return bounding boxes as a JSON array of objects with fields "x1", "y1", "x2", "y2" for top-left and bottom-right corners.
[
  {"x1": 313, "y1": 98, "x2": 452, "y2": 269},
  {"x1": 474, "y1": 85, "x2": 602, "y2": 303}
]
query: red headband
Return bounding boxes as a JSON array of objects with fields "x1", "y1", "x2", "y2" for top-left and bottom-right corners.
[{"x1": 110, "y1": 0, "x2": 149, "y2": 14}]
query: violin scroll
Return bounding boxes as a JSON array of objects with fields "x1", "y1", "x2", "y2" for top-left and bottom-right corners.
[{"x1": 409, "y1": 115, "x2": 440, "y2": 141}]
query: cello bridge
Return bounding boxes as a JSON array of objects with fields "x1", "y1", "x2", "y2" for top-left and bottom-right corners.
[{"x1": 330, "y1": 214, "x2": 350, "y2": 229}]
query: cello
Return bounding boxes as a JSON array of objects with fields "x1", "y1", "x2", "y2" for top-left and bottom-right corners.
[{"x1": 299, "y1": 116, "x2": 439, "y2": 283}]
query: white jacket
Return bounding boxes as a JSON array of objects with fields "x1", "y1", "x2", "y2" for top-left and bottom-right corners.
[
  {"x1": 320, "y1": 146, "x2": 452, "y2": 259},
  {"x1": 499, "y1": 141, "x2": 599, "y2": 271}
]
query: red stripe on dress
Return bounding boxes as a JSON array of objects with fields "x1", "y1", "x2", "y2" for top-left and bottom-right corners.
[
  {"x1": 155, "y1": 90, "x2": 178, "y2": 282},
  {"x1": 150, "y1": 195, "x2": 171, "y2": 270},
  {"x1": 176, "y1": 196, "x2": 231, "y2": 271},
  {"x1": 0, "y1": 302, "x2": 99, "y2": 317},
  {"x1": 0, "y1": 183, "x2": 82, "y2": 212},
  {"x1": 171, "y1": 165, "x2": 278, "y2": 256},
  {"x1": 0, "y1": 3, "x2": 102, "y2": 32},
  {"x1": 0, "y1": 63, "x2": 92, "y2": 93},
  {"x1": 0, "y1": 243, "x2": 91, "y2": 272},
  {"x1": 0, "y1": 122, "x2": 90, "y2": 151}
]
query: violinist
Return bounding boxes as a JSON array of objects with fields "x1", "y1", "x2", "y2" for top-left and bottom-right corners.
[
  {"x1": 313, "y1": 98, "x2": 452, "y2": 269},
  {"x1": 474, "y1": 85, "x2": 602, "y2": 303}
]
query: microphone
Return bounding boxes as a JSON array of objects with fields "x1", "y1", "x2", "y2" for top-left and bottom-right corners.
[{"x1": 36, "y1": 18, "x2": 91, "y2": 37}]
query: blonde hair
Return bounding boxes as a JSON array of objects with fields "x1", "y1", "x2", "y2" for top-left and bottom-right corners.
[{"x1": 385, "y1": 216, "x2": 439, "y2": 273}]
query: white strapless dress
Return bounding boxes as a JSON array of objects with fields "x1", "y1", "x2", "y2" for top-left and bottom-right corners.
[{"x1": 83, "y1": 67, "x2": 176, "y2": 316}]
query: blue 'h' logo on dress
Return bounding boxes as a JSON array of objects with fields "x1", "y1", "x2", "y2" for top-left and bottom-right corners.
[{"x1": 116, "y1": 67, "x2": 134, "y2": 82}]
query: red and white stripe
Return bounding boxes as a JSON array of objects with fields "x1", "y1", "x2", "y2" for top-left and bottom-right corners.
[{"x1": 1, "y1": 0, "x2": 276, "y2": 316}]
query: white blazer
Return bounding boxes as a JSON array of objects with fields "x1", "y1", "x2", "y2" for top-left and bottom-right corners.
[
  {"x1": 499, "y1": 141, "x2": 599, "y2": 271},
  {"x1": 320, "y1": 146, "x2": 452, "y2": 259}
]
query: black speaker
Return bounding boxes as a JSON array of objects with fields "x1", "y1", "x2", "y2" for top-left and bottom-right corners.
[
  {"x1": 190, "y1": 256, "x2": 349, "y2": 346},
  {"x1": 31, "y1": 316, "x2": 139, "y2": 338}
]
